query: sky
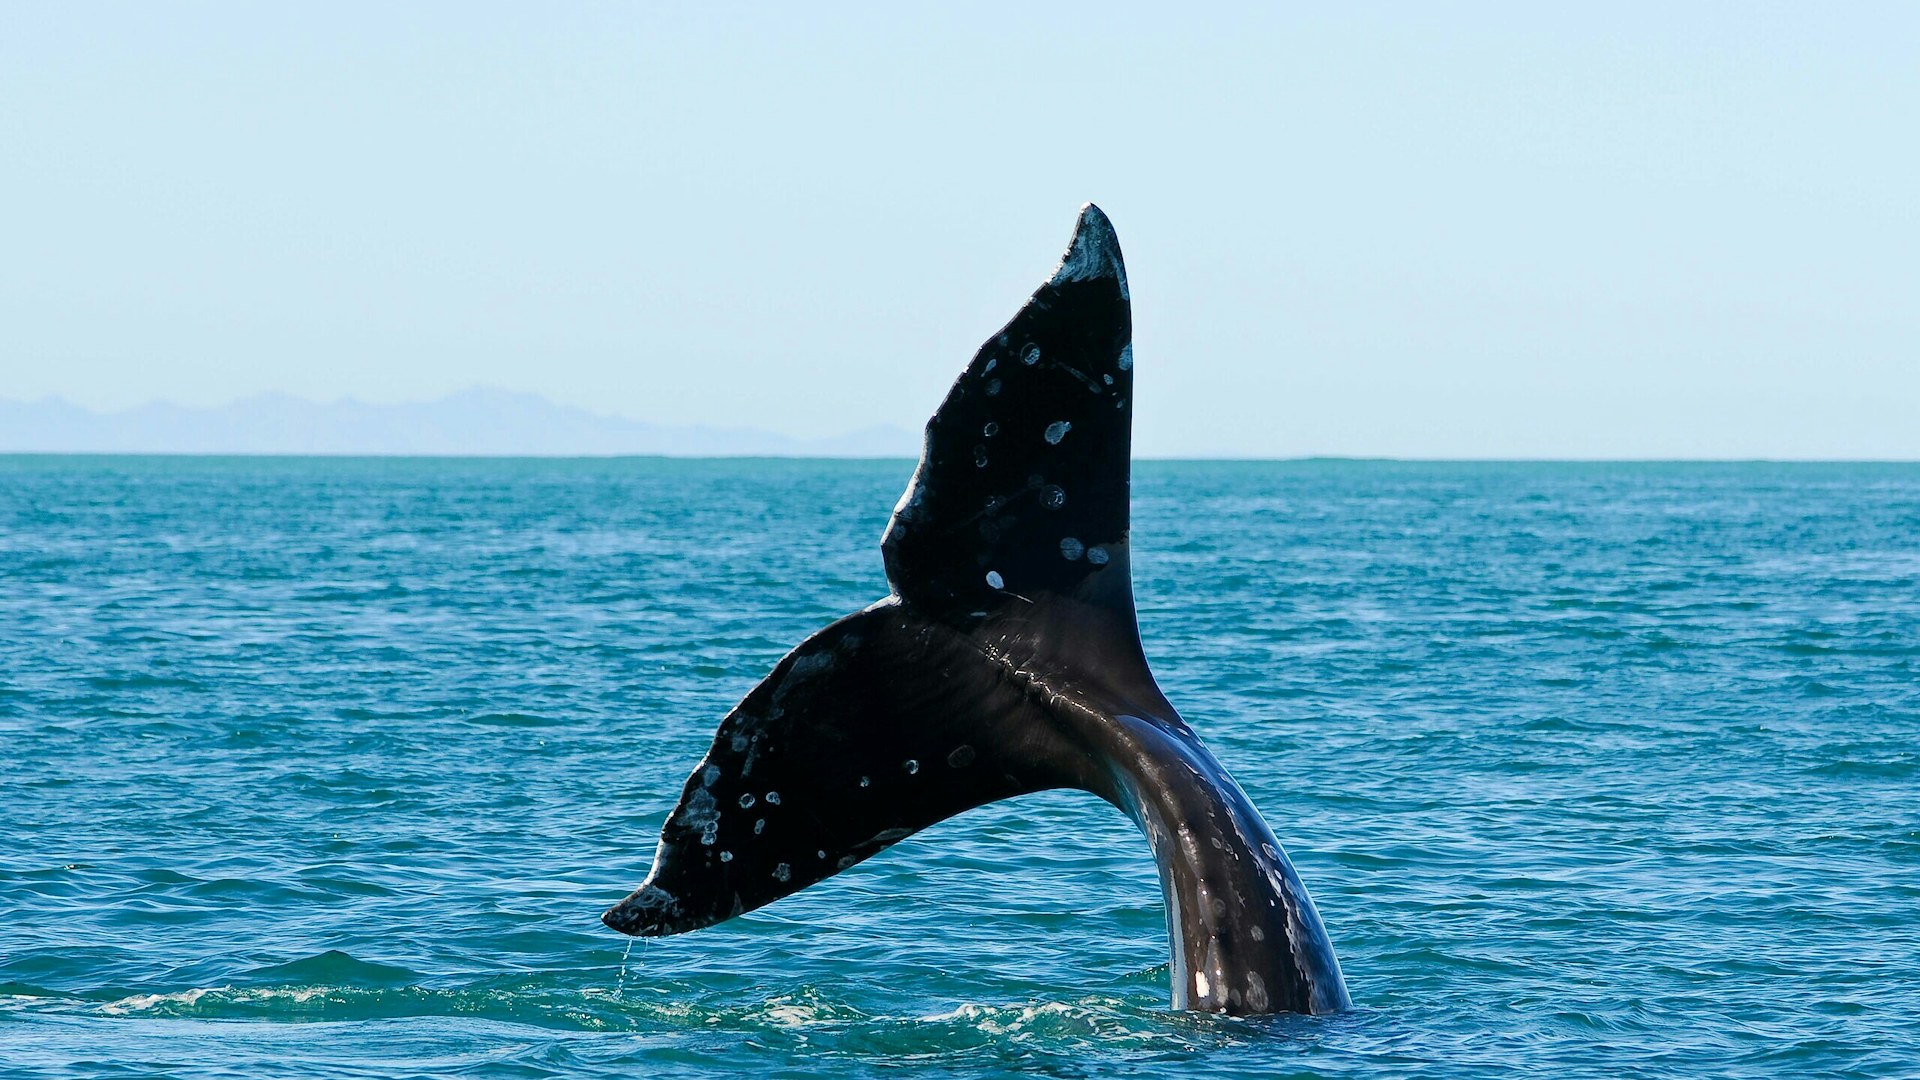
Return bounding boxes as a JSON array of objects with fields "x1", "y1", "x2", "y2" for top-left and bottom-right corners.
[{"x1": 2, "y1": 3, "x2": 1915, "y2": 458}]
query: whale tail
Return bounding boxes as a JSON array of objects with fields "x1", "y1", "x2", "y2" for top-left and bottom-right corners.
[
  {"x1": 603, "y1": 206, "x2": 1349, "y2": 1016},
  {"x1": 602, "y1": 203, "x2": 1145, "y2": 934}
]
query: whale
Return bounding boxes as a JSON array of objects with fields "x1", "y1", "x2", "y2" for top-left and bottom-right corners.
[{"x1": 603, "y1": 205, "x2": 1350, "y2": 1016}]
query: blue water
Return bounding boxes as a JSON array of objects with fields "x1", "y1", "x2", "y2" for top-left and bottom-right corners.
[{"x1": 2, "y1": 457, "x2": 1917, "y2": 1078}]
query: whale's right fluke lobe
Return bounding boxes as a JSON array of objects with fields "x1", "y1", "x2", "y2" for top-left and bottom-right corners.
[
  {"x1": 874, "y1": 202, "x2": 1164, "y2": 712},
  {"x1": 882, "y1": 203, "x2": 1136, "y2": 627},
  {"x1": 604, "y1": 205, "x2": 1350, "y2": 1017}
]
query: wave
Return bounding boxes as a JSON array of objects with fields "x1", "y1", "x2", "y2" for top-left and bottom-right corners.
[{"x1": 0, "y1": 982, "x2": 1225, "y2": 1052}]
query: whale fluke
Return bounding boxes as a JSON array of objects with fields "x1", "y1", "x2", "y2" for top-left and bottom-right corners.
[{"x1": 604, "y1": 205, "x2": 1350, "y2": 1016}]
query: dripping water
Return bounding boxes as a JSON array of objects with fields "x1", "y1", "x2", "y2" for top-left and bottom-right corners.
[{"x1": 617, "y1": 936, "x2": 637, "y2": 998}]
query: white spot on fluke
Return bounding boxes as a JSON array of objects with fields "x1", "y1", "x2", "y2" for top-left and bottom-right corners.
[
  {"x1": 947, "y1": 745, "x2": 976, "y2": 767},
  {"x1": 719, "y1": 851, "x2": 733, "y2": 862},
  {"x1": 1021, "y1": 343, "x2": 1041, "y2": 366},
  {"x1": 983, "y1": 422, "x2": 999, "y2": 437},
  {"x1": 682, "y1": 787, "x2": 719, "y2": 832},
  {"x1": 773, "y1": 863, "x2": 791, "y2": 882},
  {"x1": 1040, "y1": 485, "x2": 1066, "y2": 509},
  {"x1": 986, "y1": 378, "x2": 1002, "y2": 396},
  {"x1": 985, "y1": 570, "x2": 1004, "y2": 589},
  {"x1": 1086, "y1": 546, "x2": 1110, "y2": 566},
  {"x1": 765, "y1": 791, "x2": 782, "y2": 805},
  {"x1": 904, "y1": 759, "x2": 919, "y2": 774},
  {"x1": 1044, "y1": 421, "x2": 1072, "y2": 445},
  {"x1": 737, "y1": 793, "x2": 755, "y2": 809},
  {"x1": 1060, "y1": 537, "x2": 1084, "y2": 560},
  {"x1": 858, "y1": 775, "x2": 870, "y2": 788},
  {"x1": 973, "y1": 445, "x2": 989, "y2": 468},
  {"x1": 1117, "y1": 344, "x2": 1134, "y2": 371},
  {"x1": 754, "y1": 818, "x2": 765, "y2": 834},
  {"x1": 1245, "y1": 972, "x2": 1269, "y2": 1012}
]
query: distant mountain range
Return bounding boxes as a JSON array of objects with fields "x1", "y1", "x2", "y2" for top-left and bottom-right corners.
[{"x1": 0, "y1": 388, "x2": 920, "y2": 457}]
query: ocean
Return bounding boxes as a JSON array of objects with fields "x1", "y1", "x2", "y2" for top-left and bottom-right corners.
[{"x1": 2, "y1": 456, "x2": 1915, "y2": 1078}]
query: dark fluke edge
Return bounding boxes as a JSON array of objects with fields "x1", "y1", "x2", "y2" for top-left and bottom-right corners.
[{"x1": 603, "y1": 205, "x2": 1349, "y2": 1016}]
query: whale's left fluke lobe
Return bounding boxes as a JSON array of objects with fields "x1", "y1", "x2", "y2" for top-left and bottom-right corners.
[
  {"x1": 604, "y1": 205, "x2": 1350, "y2": 1017},
  {"x1": 597, "y1": 600, "x2": 1085, "y2": 936}
]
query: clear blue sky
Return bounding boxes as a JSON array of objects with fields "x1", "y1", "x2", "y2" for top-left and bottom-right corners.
[{"x1": 3, "y1": 3, "x2": 1915, "y2": 457}]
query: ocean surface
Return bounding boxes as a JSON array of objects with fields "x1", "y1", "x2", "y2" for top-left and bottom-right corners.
[{"x1": 2, "y1": 457, "x2": 1917, "y2": 1078}]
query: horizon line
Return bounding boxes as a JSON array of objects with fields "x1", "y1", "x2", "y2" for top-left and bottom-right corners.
[{"x1": 4, "y1": 452, "x2": 1918, "y2": 466}]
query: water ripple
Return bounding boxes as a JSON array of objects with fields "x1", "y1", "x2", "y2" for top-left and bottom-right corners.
[{"x1": 2, "y1": 458, "x2": 1918, "y2": 1078}]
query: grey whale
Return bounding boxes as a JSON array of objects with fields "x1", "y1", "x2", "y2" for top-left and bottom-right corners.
[{"x1": 604, "y1": 205, "x2": 1349, "y2": 1016}]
